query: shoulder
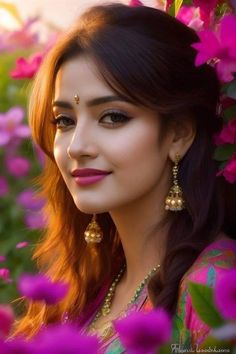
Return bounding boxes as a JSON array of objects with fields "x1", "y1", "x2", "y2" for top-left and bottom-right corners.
[
  {"x1": 174, "y1": 236, "x2": 236, "y2": 345},
  {"x1": 182, "y1": 236, "x2": 236, "y2": 286}
]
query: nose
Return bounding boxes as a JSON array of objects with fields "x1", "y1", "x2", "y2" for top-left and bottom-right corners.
[{"x1": 67, "y1": 118, "x2": 97, "y2": 159}]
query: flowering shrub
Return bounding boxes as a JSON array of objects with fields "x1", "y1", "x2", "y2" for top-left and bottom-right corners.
[{"x1": 0, "y1": 4, "x2": 58, "y2": 311}]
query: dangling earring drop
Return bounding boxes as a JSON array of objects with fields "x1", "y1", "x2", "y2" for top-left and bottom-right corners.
[
  {"x1": 165, "y1": 153, "x2": 185, "y2": 211},
  {"x1": 84, "y1": 214, "x2": 103, "y2": 243}
]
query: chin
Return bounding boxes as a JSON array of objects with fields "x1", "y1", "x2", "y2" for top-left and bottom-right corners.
[{"x1": 73, "y1": 199, "x2": 107, "y2": 214}]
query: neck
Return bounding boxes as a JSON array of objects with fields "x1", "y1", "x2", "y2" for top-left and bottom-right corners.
[{"x1": 109, "y1": 179, "x2": 172, "y2": 287}]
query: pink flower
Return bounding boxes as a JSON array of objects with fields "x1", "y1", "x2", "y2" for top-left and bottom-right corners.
[
  {"x1": 193, "y1": 0, "x2": 218, "y2": 27},
  {"x1": 7, "y1": 17, "x2": 39, "y2": 49},
  {"x1": 176, "y1": 6, "x2": 204, "y2": 31},
  {"x1": 0, "y1": 256, "x2": 6, "y2": 262},
  {"x1": 18, "y1": 273, "x2": 69, "y2": 305},
  {"x1": 0, "y1": 107, "x2": 30, "y2": 147},
  {"x1": 213, "y1": 118, "x2": 236, "y2": 145},
  {"x1": 0, "y1": 177, "x2": 8, "y2": 197},
  {"x1": 11, "y1": 52, "x2": 43, "y2": 79},
  {"x1": 0, "y1": 268, "x2": 11, "y2": 282},
  {"x1": 33, "y1": 324, "x2": 99, "y2": 354},
  {"x1": 217, "y1": 153, "x2": 236, "y2": 183},
  {"x1": 114, "y1": 308, "x2": 171, "y2": 354},
  {"x1": 129, "y1": 0, "x2": 144, "y2": 6},
  {"x1": 25, "y1": 211, "x2": 47, "y2": 230},
  {"x1": 192, "y1": 15, "x2": 236, "y2": 82},
  {"x1": 17, "y1": 189, "x2": 45, "y2": 211},
  {"x1": 16, "y1": 241, "x2": 29, "y2": 249},
  {"x1": 0, "y1": 305, "x2": 15, "y2": 338},
  {"x1": 6, "y1": 156, "x2": 31, "y2": 177},
  {"x1": 165, "y1": 0, "x2": 174, "y2": 11},
  {"x1": 214, "y1": 268, "x2": 236, "y2": 320}
]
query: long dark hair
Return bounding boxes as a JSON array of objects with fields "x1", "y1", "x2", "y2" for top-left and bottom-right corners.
[{"x1": 14, "y1": 2, "x2": 236, "y2": 337}]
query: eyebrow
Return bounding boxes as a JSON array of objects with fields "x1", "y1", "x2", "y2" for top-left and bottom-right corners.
[{"x1": 52, "y1": 95, "x2": 133, "y2": 109}]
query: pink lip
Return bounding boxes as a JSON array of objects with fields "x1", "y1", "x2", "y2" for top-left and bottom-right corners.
[
  {"x1": 71, "y1": 168, "x2": 111, "y2": 177},
  {"x1": 74, "y1": 174, "x2": 110, "y2": 186}
]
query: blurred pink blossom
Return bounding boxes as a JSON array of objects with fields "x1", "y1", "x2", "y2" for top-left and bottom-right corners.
[
  {"x1": 213, "y1": 118, "x2": 236, "y2": 145},
  {"x1": 6, "y1": 156, "x2": 31, "y2": 177},
  {"x1": 0, "y1": 268, "x2": 11, "y2": 282},
  {"x1": 176, "y1": 6, "x2": 204, "y2": 31},
  {"x1": 25, "y1": 211, "x2": 47, "y2": 230},
  {"x1": 192, "y1": 15, "x2": 236, "y2": 82},
  {"x1": 0, "y1": 107, "x2": 30, "y2": 146},
  {"x1": 0, "y1": 177, "x2": 9, "y2": 197},
  {"x1": 0, "y1": 305, "x2": 15, "y2": 338},
  {"x1": 217, "y1": 153, "x2": 236, "y2": 183},
  {"x1": 165, "y1": 0, "x2": 174, "y2": 11},
  {"x1": 16, "y1": 241, "x2": 29, "y2": 249},
  {"x1": 18, "y1": 273, "x2": 69, "y2": 304},
  {"x1": 11, "y1": 52, "x2": 43, "y2": 79},
  {"x1": 0, "y1": 256, "x2": 6, "y2": 262},
  {"x1": 114, "y1": 308, "x2": 171, "y2": 354},
  {"x1": 193, "y1": 0, "x2": 218, "y2": 27},
  {"x1": 8, "y1": 17, "x2": 39, "y2": 47},
  {"x1": 17, "y1": 189, "x2": 45, "y2": 211}
]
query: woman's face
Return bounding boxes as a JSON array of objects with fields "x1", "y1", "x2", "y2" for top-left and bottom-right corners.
[{"x1": 53, "y1": 56, "x2": 173, "y2": 214}]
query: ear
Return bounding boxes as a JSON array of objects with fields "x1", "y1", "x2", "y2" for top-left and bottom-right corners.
[{"x1": 168, "y1": 117, "x2": 196, "y2": 162}]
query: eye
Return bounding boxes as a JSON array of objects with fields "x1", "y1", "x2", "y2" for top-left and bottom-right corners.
[
  {"x1": 50, "y1": 115, "x2": 75, "y2": 129},
  {"x1": 99, "y1": 111, "x2": 131, "y2": 127}
]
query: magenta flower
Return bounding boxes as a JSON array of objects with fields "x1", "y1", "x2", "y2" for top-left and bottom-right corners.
[
  {"x1": 0, "y1": 256, "x2": 6, "y2": 262},
  {"x1": 176, "y1": 6, "x2": 204, "y2": 31},
  {"x1": 129, "y1": 0, "x2": 144, "y2": 6},
  {"x1": 25, "y1": 211, "x2": 47, "y2": 230},
  {"x1": 7, "y1": 17, "x2": 39, "y2": 50},
  {"x1": 6, "y1": 156, "x2": 31, "y2": 177},
  {"x1": 0, "y1": 305, "x2": 15, "y2": 338},
  {"x1": 18, "y1": 273, "x2": 69, "y2": 305},
  {"x1": 0, "y1": 268, "x2": 10, "y2": 281},
  {"x1": 114, "y1": 308, "x2": 171, "y2": 354},
  {"x1": 11, "y1": 52, "x2": 43, "y2": 79},
  {"x1": 16, "y1": 241, "x2": 29, "y2": 249},
  {"x1": 33, "y1": 324, "x2": 99, "y2": 354},
  {"x1": 0, "y1": 177, "x2": 9, "y2": 197},
  {"x1": 0, "y1": 268, "x2": 11, "y2": 283},
  {"x1": 192, "y1": 15, "x2": 236, "y2": 82},
  {"x1": 193, "y1": 0, "x2": 218, "y2": 27},
  {"x1": 0, "y1": 107, "x2": 30, "y2": 147},
  {"x1": 214, "y1": 268, "x2": 236, "y2": 320},
  {"x1": 17, "y1": 189, "x2": 45, "y2": 211},
  {"x1": 213, "y1": 118, "x2": 236, "y2": 145},
  {"x1": 2, "y1": 338, "x2": 34, "y2": 354},
  {"x1": 217, "y1": 153, "x2": 236, "y2": 183}
]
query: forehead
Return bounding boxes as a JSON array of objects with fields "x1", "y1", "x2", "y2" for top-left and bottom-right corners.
[{"x1": 54, "y1": 56, "x2": 114, "y2": 100}]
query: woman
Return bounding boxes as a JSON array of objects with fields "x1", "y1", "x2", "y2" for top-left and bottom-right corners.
[{"x1": 14, "y1": 3, "x2": 236, "y2": 352}]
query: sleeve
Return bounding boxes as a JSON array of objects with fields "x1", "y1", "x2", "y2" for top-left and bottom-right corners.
[{"x1": 174, "y1": 246, "x2": 236, "y2": 346}]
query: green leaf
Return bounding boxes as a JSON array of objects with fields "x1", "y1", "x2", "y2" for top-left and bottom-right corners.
[
  {"x1": 175, "y1": 0, "x2": 183, "y2": 15},
  {"x1": 213, "y1": 144, "x2": 236, "y2": 161},
  {"x1": 223, "y1": 105, "x2": 236, "y2": 122},
  {"x1": 188, "y1": 282, "x2": 225, "y2": 328},
  {"x1": 226, "y1": 79, "x2": 236, "y2": 99}
]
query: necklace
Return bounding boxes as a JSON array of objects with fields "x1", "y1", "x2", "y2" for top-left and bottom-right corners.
[{"x1": 88, "y1": 264, "x2": 161, "y2": 335}]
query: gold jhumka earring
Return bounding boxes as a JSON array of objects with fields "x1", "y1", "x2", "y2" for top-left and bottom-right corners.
[
  {"x1": 84, "y1": 214, "x2": 103, "y2": 243},
  {"x1": 165, "y1": 153, "x2": 185, "y2": 211}
]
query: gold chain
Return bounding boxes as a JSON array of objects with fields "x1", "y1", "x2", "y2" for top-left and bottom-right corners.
[{"x1": 88, "y1": 264, "x2": 161, "y2": 332}]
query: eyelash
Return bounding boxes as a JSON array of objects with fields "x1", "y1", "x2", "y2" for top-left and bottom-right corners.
[{"x1": 50, "y1": 111, "x2": 131, "y2": 129}]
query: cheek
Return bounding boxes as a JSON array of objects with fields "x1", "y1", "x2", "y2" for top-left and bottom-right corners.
[
  {"x1": 53, "y1": 135, "x2": 68, "y2": 172},
  {"x1": 107, "y1": 127, "x2": 164, "y2": 174}
]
